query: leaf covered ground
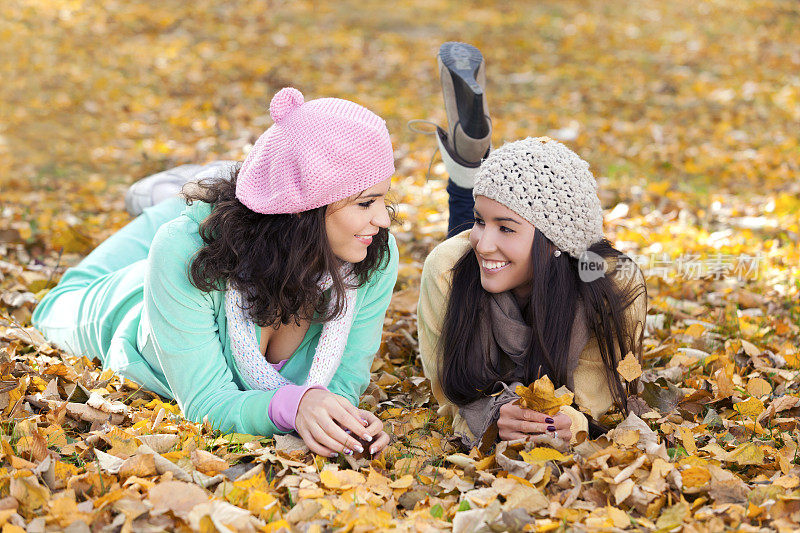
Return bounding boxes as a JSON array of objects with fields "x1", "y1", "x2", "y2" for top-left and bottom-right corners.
[{"x1": 1, "y1": 0, "x2": 800, "y2": 531}]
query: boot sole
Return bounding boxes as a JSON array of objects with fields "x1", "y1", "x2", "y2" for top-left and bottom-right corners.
[{"x1": 438, "y1": 42, "x2": 489, "y2": 139}]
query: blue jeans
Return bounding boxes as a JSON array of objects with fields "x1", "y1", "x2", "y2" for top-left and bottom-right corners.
[{"x1": 447, "y1": 179, "x2": 474, "y2": 238}]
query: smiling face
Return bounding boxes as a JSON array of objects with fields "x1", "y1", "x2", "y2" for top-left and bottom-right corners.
[
  {"x1": 469, "y1": 195, "x2": 536, "y2": 299},
  {"x1": 325, "y1": 178, "x2": 392, "y2": 263}
]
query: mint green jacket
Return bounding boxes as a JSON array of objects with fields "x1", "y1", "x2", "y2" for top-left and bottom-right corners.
[{"x1": 115, "y1": 201, "x2": 398, "y2": 436}]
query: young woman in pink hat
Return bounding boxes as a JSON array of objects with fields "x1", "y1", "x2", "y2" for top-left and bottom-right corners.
[{"x1": 33, "y1": 88, "x2": 396, "y2": 457}]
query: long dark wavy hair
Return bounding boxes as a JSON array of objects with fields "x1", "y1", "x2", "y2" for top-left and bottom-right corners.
[
  {"x1": 183, "y1": 164, "x2": 392, "y2": 326},
  {"x1": 440, "y1": 229, "x2": 646, "y2": 420}
]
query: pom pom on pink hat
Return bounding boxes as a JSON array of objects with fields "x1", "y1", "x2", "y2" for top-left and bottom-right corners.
[
  {"x1": 236, "y1": 87, "x2": 395, "y2": 214},
  {"x1": 268, "y1": 87, "x2": 304, "y2": 123}
]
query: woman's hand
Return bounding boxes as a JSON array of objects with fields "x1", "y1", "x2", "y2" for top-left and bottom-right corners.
[
  {"x1": 360, "y1": 409, "x2": 390, "y2": 456},
  {"x1": 295, "y1": 388, "x2": 388, "y2": 457},
  {"x1": 497, "y1": 402, "x2": 572, "y2": 442}
]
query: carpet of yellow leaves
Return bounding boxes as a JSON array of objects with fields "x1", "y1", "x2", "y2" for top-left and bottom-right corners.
[{"x1": 1, "y1": 0, "x2": 800, "y2": 531}]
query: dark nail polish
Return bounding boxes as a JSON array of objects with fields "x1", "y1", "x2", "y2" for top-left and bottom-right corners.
[
  {"x1": 547, "y1": 425, "x2": 556, "y2": 432},
  {"x1": 545, "y1": 417, "x2": 554, "y2": 424}
]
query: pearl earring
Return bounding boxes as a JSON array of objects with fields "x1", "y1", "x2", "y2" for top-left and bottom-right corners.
[{"x1": 554, "y1": 250, "x2": 562, "y2": 257}]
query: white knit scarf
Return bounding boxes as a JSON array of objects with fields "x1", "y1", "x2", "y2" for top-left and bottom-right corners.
[{"x1": 226, "y1": 272, "x2": 357, "y2": 391}]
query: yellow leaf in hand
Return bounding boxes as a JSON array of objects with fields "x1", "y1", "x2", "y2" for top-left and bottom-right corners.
[
  {"x1": 515, "y1": 375, "x2": 574, "y2": 415},
  {"x1": 617, "y1": 352, "x2": 643, "y2": 382}
]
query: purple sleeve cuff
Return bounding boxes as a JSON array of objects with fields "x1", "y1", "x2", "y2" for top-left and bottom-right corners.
[{"x1": 268, "y1": 384, "x2": 325, "y2": 432}]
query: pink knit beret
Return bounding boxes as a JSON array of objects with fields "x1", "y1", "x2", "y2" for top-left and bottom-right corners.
[{"x1": 236, "y1": 87, "x2": 395, "y2": 214}]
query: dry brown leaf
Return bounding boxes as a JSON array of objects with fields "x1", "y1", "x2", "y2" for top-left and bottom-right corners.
[
  {"x1": 393, "y1": 457, "x2": 424, "y2": 475},
  {"x1": 452, "y1": 503, "x2": 502, "y2": 533},
  {"x1": 13, "y1": 419, "x2": 49, "y2": 462},
  {"x1": 756, "y1": 394, "x2": 800, "y2": 425},
  {"x1": 642, "y1": 458, "x2": 673, "y2": 494},
  {"x1": 613, "y1": 429, "x2": 641, "y2": 447},
  {"x1": 746, "y1": 377, "x2": 772, "y2": 397},
  {"x1": 708, "y1": 478, "x2": 750, "y2": 504},
  {"x1": 494, "y1": 442, "x2": 536, "y2": 478},
  {"x1": 610, "y1": 412, "x2": 659, "y2": 450},
  {"x1": 191, "y1": 449, "x2": 229, "y2": 475},
  {"x1": 714, "y1": 369, "x2": 736, "y2": 399},
  {"x1": 137, "y1": 444, "x2": 192, "y2": 482},
  {"x1": 187, "y1": 500, "x2": 264, "y2": 532},
  {"x1": 285, "y1": 500, "x2": 321, "y2": 524},
  {"x1": 503, "y1": 484, "x2": 548, "y2": 513},
  {"x1": 94, "y1": 449, "x2": 124, "y2": 474},
  {"x1": 617, "y1": 351, "x2": 644, "y2": 382},
  {"x1": 148, "y1": 480, "x2": 209, "y2": 519},
  {"x1": 118, "y1": 453, "x2": 157, "y2": 478},
  {"x1": 740, "y1": 339, "x2": 762, "y2": 357},
  {"x1": 63, "y1": 402, "x2": 124, "y2": 425},
  {"x1": 388, "y1": 474, "x2": 415, "y2": 489},
  {"x1": 274, "y1": 434, "x2": 309, "y2": 455},
  {"x1": 614, "y1": 479, "x2": 635, "y2": 504},
  {"x1": 137, "y1": 434, "x2": 180, "y2": 454},
  {"x1": 445, "y1": 453, "x2": 474, "y2": 469},
  {"x1": 613, "y1": 455, "x2": 647, "y2": 484}
]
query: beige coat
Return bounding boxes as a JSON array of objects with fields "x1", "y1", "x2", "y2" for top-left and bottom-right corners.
[{"x1": 417, "y1": 230, "x2": 647, "y2": 442}]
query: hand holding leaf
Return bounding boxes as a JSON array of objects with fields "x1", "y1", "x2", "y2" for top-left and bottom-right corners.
[{"x1": 514, "y1": 375, "x2": 574, "y2": 416}]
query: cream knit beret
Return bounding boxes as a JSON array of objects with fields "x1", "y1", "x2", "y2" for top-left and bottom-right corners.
[{"x1": 472, "y1": 136, "x2": 604, "y2": 258}]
